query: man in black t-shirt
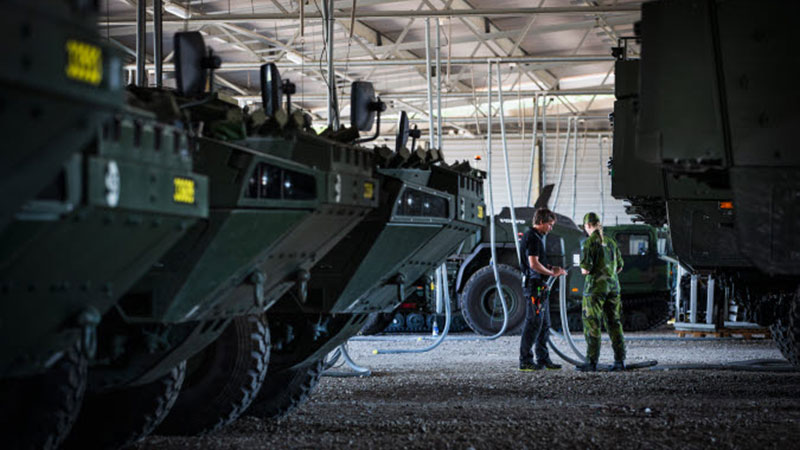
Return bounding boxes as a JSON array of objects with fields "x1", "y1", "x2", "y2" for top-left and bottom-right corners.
[{"x1": 519, "y1": 208, "x2": 566, "y2": 371}]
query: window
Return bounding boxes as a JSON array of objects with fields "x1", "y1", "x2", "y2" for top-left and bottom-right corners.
[
  {"x1": 396, "y1": 188, "x2": 448, "y2": 218},
  {"x1": 616, "y1": 233, "x2": 649, "y2": 256},
  {"x1": 245, "y1": 162, "x2": 316, "y2": 200}
]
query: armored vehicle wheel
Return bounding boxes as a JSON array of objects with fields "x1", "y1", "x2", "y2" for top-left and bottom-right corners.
[
  {"x1": 157, "y1": 314, "x2": 270, "y2": 436},
  {"x1": 460, "y1": 264, "x2": 526, "y2": 336},
  {"x1": 0, "y1": 340, "x2": 86, "y2": 450},
  {"x1": 246, "y1": 359, "x2": 324, "y2": 420},
  {"x1": 63, "y1": 361, "x2": 186, "y2": 450},
  {"x1": 360, "y1": 311, "x2": 397, "y2": 335}
]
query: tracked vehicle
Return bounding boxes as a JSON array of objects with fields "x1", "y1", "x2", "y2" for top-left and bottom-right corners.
[
  {"x1": 60, "y1": 36, "x2": 379, "y2": 447},
  {"x1": 610, "y1": 0, "x2": 800, "y2": 367},
  {"x1": 247, "y1": 115, "x2": 486, "y2": 419},
  {"x1": 0, "y1": 9, "x2": 209, "y2": 450}
]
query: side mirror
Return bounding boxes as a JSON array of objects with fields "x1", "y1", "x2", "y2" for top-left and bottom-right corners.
[
  {"x1": 260, "y1": 63, "x2": 283, "y2": 116},
  {"x1": 174, "y1": 32, "x2": 206, "y2": 97},
  {"x1": 351, "y1": 81, "x2": 377, "y2": 131},
  {"x1": 395, "y1": 111, "x2": 409, "y2": 152},
  {"x1": 174, "y1": 31, "x2": 221, "y2": 98},
  {"x1": 350, "y1": 81, "x2": 386, "y2": 143}
]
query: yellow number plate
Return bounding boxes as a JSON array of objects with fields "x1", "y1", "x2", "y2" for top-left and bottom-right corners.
[
  {"x1": 477, "y1": 205, "x2": 485, "y2": 219},
  {"x1": 363, "y1": 181, "x2": 375, "y2": 200},
  {"x1": 65, "y1": 40, "x2": 103, "y2": 86},
  {"x1": 173, "y1": 177, "x2": 196, "y2": 204}
]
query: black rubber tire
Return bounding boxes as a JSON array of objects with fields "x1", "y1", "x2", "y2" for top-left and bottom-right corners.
[
  {"x1": 622, "y1": 294, "x2": 673, "y2": 332},
  {"x1": 246, "y1": 359, "x2": 324, "y2": 420},
  {"x1": 157, "y1": 314, "x2": 270, "y2": 436},
  {"x1": 359, "y1": 311, "x2": 397, "y2": 335},
  {"x1": 64, "y1": 361, "x2": 186, "y2": 450},
  {"x1": 460, "y1": 264, "x2": 526, "y2": 336},
  {"x1": 0, "y1": 340, "x2": 86, "y2": 450}
]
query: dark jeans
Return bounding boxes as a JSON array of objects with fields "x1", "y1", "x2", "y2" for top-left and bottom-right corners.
[{"x1": 519, "y1": 287, "x2": 551, "y2": 364}]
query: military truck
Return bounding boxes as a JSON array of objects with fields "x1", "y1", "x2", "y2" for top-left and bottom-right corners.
[
  {"x1": 246, "y1": 136, "x2": 486, "y2": 420},
  {"x1": 0, "y1": 7, "x2": 209, "y2": 450},
  {"x1": 57, "y1": 35, "x2": 381, "y2": 448},
  {"x1": 610, "y1": 0, "x2": 800, "y2": 367},
  {"x1": 363, "y1": 187, "x2": 674, "y2": 336}
]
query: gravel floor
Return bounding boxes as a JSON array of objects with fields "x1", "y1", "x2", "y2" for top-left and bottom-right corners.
[{"x1": 137, "y1": 328, "x2": 800, "y2": 449}]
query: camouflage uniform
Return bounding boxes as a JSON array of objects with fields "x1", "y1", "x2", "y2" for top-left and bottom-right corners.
[{"x1": 580, "y1": 228, "x2": 626, "y2": 364}]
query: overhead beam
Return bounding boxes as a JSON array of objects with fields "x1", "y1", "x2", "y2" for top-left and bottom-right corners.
[
  {"x1": 125, "y1": 55, "x2": 613, "y2": 71},
  {"x1": 103, "y1": 5, "x2": 641, "y2": 24}
]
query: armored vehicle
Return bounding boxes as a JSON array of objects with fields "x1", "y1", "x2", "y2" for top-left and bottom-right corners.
[
  {"x1": 610, "y1": 0, "x2": 800, "y2": 366},
  {"x1": 60, "y1": 37, "x2": 379, "y2": 448},
  {"x1": 0, "y1": 19, "x2": 209, "y2": 450},
  {"x1": 247, "y1": 133, "x2": 486, "y2": 420},
  {"x1": 0, "y1": 0, "x2": 124, "y2": 232}
]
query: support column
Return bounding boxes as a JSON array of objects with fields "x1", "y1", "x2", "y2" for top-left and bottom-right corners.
[
  {"x1": 136, "y1": 0, "x2": 147, "y2": 86},
  {"x1": 689, "y1": 274, "x2": 698, "y2": 324},
  {"x1": 705, "y1": 275, "x2": 715, "y2": 325},
  {"x1": 154, "y1": 0, "x2": 163, "y2": 87}
]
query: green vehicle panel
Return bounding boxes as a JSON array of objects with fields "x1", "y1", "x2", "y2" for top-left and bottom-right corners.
[
  {"x1": 267, "y1": 163, "x2": 485, "y2": 371},
  {"x1": 90, "y1": 92, "x2": 378, "y2": 388},
  {"x1": 0, "y1": 1, "x2": 124, "y2": 229},
  {"x1": 0, "y1": 109, "x2": 209, "y2": 378}
]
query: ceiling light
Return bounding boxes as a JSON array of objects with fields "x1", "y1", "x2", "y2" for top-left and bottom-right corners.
[
  {"x1": 164, "y1": 2, "x2": 191, "y2": 19},
  {"x1": 285, "y1": 51, "x2": 304, "y2": 65}
]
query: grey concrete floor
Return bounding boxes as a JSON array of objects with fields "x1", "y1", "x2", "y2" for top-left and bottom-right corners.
[{"x1": 138, "y1": 329, "x2": 799, "y2": 449}]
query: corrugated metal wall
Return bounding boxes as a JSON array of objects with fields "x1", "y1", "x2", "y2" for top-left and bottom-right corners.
[{"x1": 442, "y1": 132, "x2": 633, "y2": 225}]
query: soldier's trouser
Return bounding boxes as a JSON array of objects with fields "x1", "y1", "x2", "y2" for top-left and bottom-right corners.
[
  {"x1": 582, "y1": 292, "x2": 625, "y2": 363},
  {"x1": 519, "y1": 288, "x2": 551, "y2": 364}
]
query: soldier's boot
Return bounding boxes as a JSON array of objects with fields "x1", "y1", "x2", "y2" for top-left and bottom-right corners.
[
  {"x1": 575, "y1": 361, "x2": 597, "y2": 372},
  {"x1": 537, "y1": 359, "x2": 562, "y2": 370},
  {"x1": 610, "y1": 360, "x2": 626, "y2": 372}
]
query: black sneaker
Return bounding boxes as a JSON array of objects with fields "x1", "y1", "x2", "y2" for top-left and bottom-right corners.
[
  {"x1": 610, "y1": 360, "x2": 626, "y2": 371},
  {"x1": 537, "y1": 359, "x2": 562, "y2": 370},
  {"x1": 519, "y1": 362, "x2": 542, "y2": 372},
  {"x1": 575, "y1": 361, "x2": 597, "y2": 372}
]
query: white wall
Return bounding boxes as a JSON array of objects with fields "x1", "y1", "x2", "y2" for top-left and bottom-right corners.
[{"x1": 442, "y1": 132, "x2": 633, "y2": 225}]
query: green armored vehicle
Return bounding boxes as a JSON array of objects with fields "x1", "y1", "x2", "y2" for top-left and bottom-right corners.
[
  {"x1": 246, "y1": 123, "x2": 486, "y2": 419},
  {"x1": 610, "y1": 0, "x2": 800, "y2": 366},
  {"x1": 0, "y1": 10, "x2": 209, "y2": 450},
  {"x1": 0, "y1": 0, "x2": 125, "y2": 231},
  {"x1": 59, "y1": 37, "x2": 379, "y2": 447}
]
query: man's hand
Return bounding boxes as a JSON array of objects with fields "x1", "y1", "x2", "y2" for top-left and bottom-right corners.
[{"x1": 552, "y1": 266, "x2": 566, "y2": 277}]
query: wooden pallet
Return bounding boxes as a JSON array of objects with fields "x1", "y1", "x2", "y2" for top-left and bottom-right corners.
[{"x1": 676, "y1": 328, "x2": 771, "y2": 339}]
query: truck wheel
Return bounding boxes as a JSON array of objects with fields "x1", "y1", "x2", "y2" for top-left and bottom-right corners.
[
  {"x1": 157, "y1": 314, "x2": 270, "y2": 436},
  {"x1": 246, "y1": 359, "x2": 324, "y2": 420},
  {"x1": 359, "y1": 310, "x2": 398, "y2": 335},
  {"x1": 460, "y1": 264, "x2": 526, "y2": 336},
  {"x1": 0, "y1": 339, "x2": 86, "y2": 450},
  {"x1": 64, "y1": 361, "x2": 185, "y2": 450}
]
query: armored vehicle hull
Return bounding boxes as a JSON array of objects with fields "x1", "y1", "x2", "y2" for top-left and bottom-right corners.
[
  {"x1": 610, "y1": 0, "x2": 800, "y2": 366},
  {"x1": 0, "y1": 108, "x2": 208, "y2": 449},
  {"x1": 249, "y1": 162, "x2": 485, "y2": 419},
  {"x1": 0, "y1": 1, "x2": 124, "y2": 230},
  {"x1": 70, "y1": 88, "x2": 379, "y2": 439}
]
